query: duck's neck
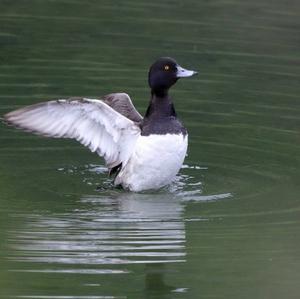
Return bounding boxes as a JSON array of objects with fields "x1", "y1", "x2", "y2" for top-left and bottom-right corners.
[{"x1": 144, "y1": 90, "x2": 177, "y2": 119}]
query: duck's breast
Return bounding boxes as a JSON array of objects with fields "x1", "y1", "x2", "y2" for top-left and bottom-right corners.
[{"x1": 116, "y1": 133, "x2": 188, "y2": 191}]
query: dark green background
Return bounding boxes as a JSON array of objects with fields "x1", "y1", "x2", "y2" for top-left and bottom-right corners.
[{"x1": 0, "y1": 0, "x2": 299, "y2": 298}]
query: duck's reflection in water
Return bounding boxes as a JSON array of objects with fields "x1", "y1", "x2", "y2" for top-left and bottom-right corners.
[
  {"x1": 82, "y1": 193, "x2": 186, "y2": 265},
  {"x1": 10, "y1": 192, "x2": 186, "y2": 270}
]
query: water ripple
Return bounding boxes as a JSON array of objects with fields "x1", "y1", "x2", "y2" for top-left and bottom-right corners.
[
  {"x1": 8, "y1": 194, "x2": 188, "y2": 268},
  {"x1": 14, "y1": 296, "x2": 124, "y2": 299}
]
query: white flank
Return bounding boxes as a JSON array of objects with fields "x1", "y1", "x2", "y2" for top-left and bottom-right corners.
[{"x1": 115, "y1": 134, "x2": 188, "y2": 192}]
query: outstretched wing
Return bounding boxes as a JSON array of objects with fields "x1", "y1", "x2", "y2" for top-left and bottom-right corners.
[
  {"x1": 4, "y1": 98, "x2": 141, "y2": 168},
  {"x1": 102, "y1": 93, "x2": 143, "y2": 123}
]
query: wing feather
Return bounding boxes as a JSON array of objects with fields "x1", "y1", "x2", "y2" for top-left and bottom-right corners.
[
  {"x1": 102, "y1": 93, "x2": 143, "y2": 123},
  {"x1": 4, "y1": 98, "x2": 141, "y2": 168}
]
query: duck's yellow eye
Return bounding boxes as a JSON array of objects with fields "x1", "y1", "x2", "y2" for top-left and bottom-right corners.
[{"x1": 164, "y1": 65, "x2": 170, "y2": 71}]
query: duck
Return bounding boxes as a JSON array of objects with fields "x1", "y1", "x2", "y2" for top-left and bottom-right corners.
[{"x1": 4, "y1": 57, "x2": 197, "y2": 192}]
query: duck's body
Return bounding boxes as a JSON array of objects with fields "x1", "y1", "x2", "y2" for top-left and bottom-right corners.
[
  {"x1": 116, "y1": 133, "x2": 188, "y2": 191},
  {"x1": 4, "y1": 57, "x2": 197, "y2": 192},
  {"x1": 118, "y1": 91, "x2": 188, "y2": 192}
]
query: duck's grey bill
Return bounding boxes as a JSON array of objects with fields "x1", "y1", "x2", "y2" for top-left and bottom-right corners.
[{"x1": 176, "y1": 65, "x2": 198, "y2": 78}]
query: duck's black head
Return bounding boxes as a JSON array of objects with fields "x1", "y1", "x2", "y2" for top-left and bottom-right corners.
[{"x1": 148, "y1": 57, "x2": 197, "y2": 97}]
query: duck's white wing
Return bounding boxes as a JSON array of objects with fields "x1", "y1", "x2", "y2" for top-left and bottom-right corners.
[{"x1": 4, "y1": 98, "x2": 141, "y2": 168}]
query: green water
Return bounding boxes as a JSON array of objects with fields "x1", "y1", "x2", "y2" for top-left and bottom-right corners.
[{"x1": 0, "y1": 0, "x2": 300, "y2": 298}]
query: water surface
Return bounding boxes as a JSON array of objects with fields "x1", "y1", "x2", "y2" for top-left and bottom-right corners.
[{"x1": 0, "y1": 0, "x2": 300, "y2": 298}]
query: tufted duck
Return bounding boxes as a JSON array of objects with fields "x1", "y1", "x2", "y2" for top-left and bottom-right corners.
[{"x1": 4, "y1": 57, "x2": 197, "y2": 191}]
